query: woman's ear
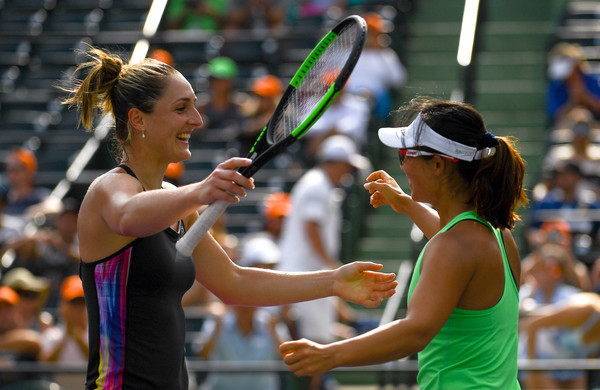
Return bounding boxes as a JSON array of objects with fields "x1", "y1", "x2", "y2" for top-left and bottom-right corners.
[
  {"x1": 432, "y1": 155, "x2": 449, "y2": 176},
  {"x1": 128, "y1": 107, "x2": 145, "y2": 133}
]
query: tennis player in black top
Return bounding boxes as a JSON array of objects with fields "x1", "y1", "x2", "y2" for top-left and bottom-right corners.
[{"x1": 63, "y1": 46, "x2": 397, "y2": 390}]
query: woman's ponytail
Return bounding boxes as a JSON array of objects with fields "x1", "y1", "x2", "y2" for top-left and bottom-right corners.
[
  {"x1": 62, "y1": 48, "x2": 123, "y2": 131},
  {"x1": 470, "y1": 136, "x2": 528, "y2": 229}
]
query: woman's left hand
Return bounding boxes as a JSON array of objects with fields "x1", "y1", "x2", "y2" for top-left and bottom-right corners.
[{"x1": 333, "y1": 262, "x2": 397, "y2": 308}]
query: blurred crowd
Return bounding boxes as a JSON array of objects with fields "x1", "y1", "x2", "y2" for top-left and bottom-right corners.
[
  {"x1": 0, "y1": 3, "x2": 406, "y2": 390},
  {"x1": 5, "y1": 1, "x2": 600, "y2": 390},
  {"x1": 517, "y1": 40, "x2": 600, "y2": 389}
]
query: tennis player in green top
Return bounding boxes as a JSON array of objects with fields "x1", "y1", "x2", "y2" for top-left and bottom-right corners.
[{"x1": 280, "y1": 98, "x2": 528, "y2": 389}]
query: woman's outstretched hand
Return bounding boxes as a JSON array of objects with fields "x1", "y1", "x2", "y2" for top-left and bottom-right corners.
[{"x1": 333, "y1": 262, "x2": 397, "y2": 308}]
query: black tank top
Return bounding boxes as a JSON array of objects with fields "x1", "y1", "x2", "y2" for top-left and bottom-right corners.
[{"x1": 80, "y1": 165, "x2": 195, "y2": 389}]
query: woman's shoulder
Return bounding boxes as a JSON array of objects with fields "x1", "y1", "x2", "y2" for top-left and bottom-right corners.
[
  {"x1": 425, "y1": 227, "x2": 475, "y2": 264},
  {"x1": 428, "y1": 220, "x2": 498, "y2": 262},
  {"x1": 85, "y1": 167, "x2": 140, "y2": 199},
  {"x1": 438, "y1": 218, "x2": 495, "y2": 243}
]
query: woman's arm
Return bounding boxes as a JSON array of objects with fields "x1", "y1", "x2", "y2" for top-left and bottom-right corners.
[
  {"x1": 280, "y1": 233, "x2": 474, "y2": 375},
  {"x1": 97, "y1": 158, "x2": 254, "y2": 238},
  {"x1": 364, "y1": 170, "x2": 440, "y2": 239},
  {"x1": 192, "y1": 232, "x2": 397, "y2": 308}
]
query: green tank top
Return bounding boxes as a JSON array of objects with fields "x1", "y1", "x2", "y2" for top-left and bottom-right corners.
[{"x1": 406, "y1": 211, "x2": 521, "y2": 390}]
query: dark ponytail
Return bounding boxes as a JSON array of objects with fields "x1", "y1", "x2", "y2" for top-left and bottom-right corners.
[{"x1": 470, "y1": 136, "x2": 527, "y2": 229}]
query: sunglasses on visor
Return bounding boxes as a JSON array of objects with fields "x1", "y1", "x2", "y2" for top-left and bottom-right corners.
[{"x1": 398, "y1": 149, "x2": 459, "y2": 166}]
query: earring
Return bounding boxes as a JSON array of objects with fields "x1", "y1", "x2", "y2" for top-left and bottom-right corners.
[{"x1": 142, "y1": 131, "x2": 146, "y2": 139}]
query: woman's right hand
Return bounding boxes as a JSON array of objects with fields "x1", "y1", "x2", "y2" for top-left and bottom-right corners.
[
  {"x1": 363, "y1": 170, "x2": 410, "y2": 214},
  {"x1": 195, "y1": 157, "x2": 255, "y2": 205},
  {"x1": 280, "y1": 338, "x2": 336, "y2": 377}
]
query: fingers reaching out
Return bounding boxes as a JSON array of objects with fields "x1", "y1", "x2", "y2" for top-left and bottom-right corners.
[{"x1": 334, "y1": 262, "x2": 397, "y2": 308}]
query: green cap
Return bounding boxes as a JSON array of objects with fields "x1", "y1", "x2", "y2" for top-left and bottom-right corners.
[{"x1": 208, "y1": 57, "x2": 238, "y2": 79}]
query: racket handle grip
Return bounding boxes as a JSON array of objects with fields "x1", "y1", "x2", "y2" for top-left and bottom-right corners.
[{"x1": 176, "y1": 199, "x2": 229, "y2": 257}]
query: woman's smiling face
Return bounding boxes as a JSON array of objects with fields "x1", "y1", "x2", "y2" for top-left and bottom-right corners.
[{"x1": 142, "y1": 73, "x2": 203, "y2": 163}]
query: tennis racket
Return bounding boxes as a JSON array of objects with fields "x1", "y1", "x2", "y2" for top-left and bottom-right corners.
[{"x1": 176, "y1": 15, "x2": 366, "y2": 257}]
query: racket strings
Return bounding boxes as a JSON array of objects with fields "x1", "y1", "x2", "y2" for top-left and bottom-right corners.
[{"x1": 271, "y1": 22, "x2": 359, "y2": 144}]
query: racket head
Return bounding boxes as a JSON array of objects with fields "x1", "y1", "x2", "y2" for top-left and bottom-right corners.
[{"x1": 242, "y1": 15, "x2": 366, "y2": 176}]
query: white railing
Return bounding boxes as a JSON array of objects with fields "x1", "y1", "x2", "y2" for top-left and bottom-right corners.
[{"x1": 4, "y1": 358, "x2": 600, "y2": 374}]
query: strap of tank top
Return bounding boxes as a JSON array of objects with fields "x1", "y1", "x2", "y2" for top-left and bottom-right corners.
[
  {"x1": 118, "y1": 164, "x2": 137, "y2": 179},
  {"x1": 117, "y1": 164, "x2": 146, "y2": 191},
  {"x1": 440, "y1": 211, "x2": 490, "y2": 232}
]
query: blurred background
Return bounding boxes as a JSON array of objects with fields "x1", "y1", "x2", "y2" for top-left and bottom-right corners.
[{"x1": 1, "y1": 0, "x2": 600, "y2": 389}]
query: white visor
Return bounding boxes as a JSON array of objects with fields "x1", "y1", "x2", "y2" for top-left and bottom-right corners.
[{"x1": 378, "y1": 114, "x2": 494, "y2": 161}]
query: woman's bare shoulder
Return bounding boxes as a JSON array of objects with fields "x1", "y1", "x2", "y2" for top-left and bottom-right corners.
[
  {"x1": 84, "y1": 167, "x2": 141, "y2": 201},
  {"x1": 79, "y1": 168, "x2": 139, "y2": 262}
]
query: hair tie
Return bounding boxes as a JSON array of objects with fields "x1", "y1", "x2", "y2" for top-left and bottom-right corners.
[{"x1": 483, "y1": 132, "x2": 499, "y2": 147}]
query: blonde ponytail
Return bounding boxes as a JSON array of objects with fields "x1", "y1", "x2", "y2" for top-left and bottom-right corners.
[{"x1": 62, "y1": 47, "x2": 123, "y2": 130}]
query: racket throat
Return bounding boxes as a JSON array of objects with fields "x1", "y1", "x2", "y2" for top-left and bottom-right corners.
[{"x1": 240, "y1": 137, "x2": 296, "y2": 178}]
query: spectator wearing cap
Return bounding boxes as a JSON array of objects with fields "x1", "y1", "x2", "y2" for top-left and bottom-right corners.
[
  {"x1": 345, "y1": 12, "x2": 407, "y2": 121},
  {"x1": 3, "y1": 148, "x2": 50, "y2": 217},
  {"x1": 2, "y1": 267, "x2": 51, "y2": 332},
  {"x1": 40, "y1": 275, "x2": 87, "y2": 361},
  {"x1": 193, "y1": 57, "x2": 246, "y2": 147},
  {"x1": 547, "y1": 42, "x2": 600, "y2": 126},
  {"x1": 262, "y1": 192, "x2": 291, "y2": 240},
  {"x1": 39, "y1": 275, "x2": 88, "y2": 388},
  {"x1": 0, "y1": 285, "x2": 42, "y2": 387},
  {"x1": 277, "y1": 134, "x2": 369, "y2": 390},
  {"x1": 239, "y1": 192, "x2": 291, "y2": 249},
  {"x1": 239, "y1": 74, "x2": 284, "y2": 154},
  {"x1": 193, "y1": 237, "x2": 290, "y2": 390}
]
